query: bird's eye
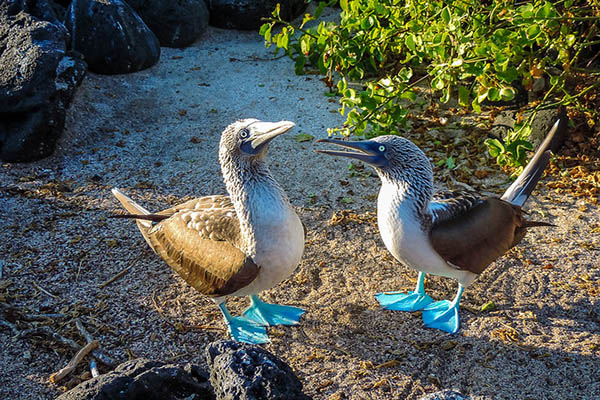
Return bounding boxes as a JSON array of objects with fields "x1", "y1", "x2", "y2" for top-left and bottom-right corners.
[
  {"x1": 378, "y1": 145, "x2": 386, "y2": 152},
  {"x1": 239, "y1": 129, "x2": 249, "y2": 139}
]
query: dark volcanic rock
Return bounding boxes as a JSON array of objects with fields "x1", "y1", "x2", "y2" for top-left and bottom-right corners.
[
  {"x1": 127, "y1": 0, "x2": 209, "y2": 48},
  {"x1": 56, "y1": 358, "x2": 215, "y2": 400},
  {"x1": 65, "y1": 0, "x2": 160, "y2": 74},
  {"x1": 0, "y1": 0, "x2": 64, "y2": 25},
  {"x1": 0, "y1": 11, "x2": 86, "y2": 162},
  {"x1": 206, "y1": 340, "x2": 311, "y2": 400},
  {"x1": 206, "y1": 0, "x2": 306, "y2": 30}
]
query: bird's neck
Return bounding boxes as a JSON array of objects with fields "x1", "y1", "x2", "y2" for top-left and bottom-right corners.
[
  {"x1": 377, "y1": 170, "x2": 434, "y2": 227},
  {"x1": 223, "y1": 161, "x2": 291, "y2": 254}
]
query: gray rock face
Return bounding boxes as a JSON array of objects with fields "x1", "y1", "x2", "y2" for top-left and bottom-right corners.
[
  {"x1": 206, "y1": 340, "x2": 311, "y2": 400},
  {"x1": 127, "y1": 0, "x2": 209, "y2": 48},
  {"x1": 206, "y1": 0, "x2": 306, "y2": 30},
  {"x1": 56, "y1": 358, "x2": 215, "y2": 400},
  {"x1": 418, "y1": 390, "x2": 471, "y2": 400},
  {"x1": 0, "y1": 11, "x2": 86, "y2": 162},
  {"x1": 65, "y1": 0, "x2": 160, "y2": 74}
]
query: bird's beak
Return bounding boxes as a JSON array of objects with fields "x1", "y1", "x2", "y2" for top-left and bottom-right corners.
[
  {"x1": 245, "y1": 120, "x2": 295, "y2": 154},
  {"x1": 316, "y1": 138, "x2": 388, "y2": 167}
]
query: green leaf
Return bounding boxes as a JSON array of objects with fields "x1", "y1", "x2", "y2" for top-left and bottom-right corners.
[
  {"x1": 361, "y1": 16, "x2": 374, "y2": 30},
  {"x1": 441, "y1": 7, "x2": 451, "y2": 24},
  {"x1": 294, "y1": 55, "x2": 306, "y2": 75},
  {"x1": 445, "y1": 156, "x2": 455, "y2": 169},
  {"x1": 339, "y1": 0, "x2": 348, "y2": 12},
  {"x1": 451, "y1": 58, "x2": 463, "y2": 67},
  {"x1": 480, "y1": 301, "x2": 495, "y2": 312},
  {"x1": 458, "y1": 85, "x2": 470, "y2": 106},
  {"x1": 405, "y1": 34, "x2": 416, "y2": 52},
  {"x1": 526, "y1": 24, "x2": 541, "y2": 40},
  {"x1": 293, "y1": 133, "x2": 315, "y2": 142},
  {"x1": 565, "y1": 34, "x2": 576, "y2": 47},
  {"x1": 487, "y1": 87, "x2": 500, "y2": 102},
  {"x1": 499, "y1": 87, "x2": 516, "y2": 101},
  {"x1": 432, "y1": 76, "x2": 445, "y2": 90},
  {"x1": 485, "y1": 138, "x2": 504, "y2": 157},
  {"x1": 400, "y1": 90, "x2": 417, "y2": 102}
]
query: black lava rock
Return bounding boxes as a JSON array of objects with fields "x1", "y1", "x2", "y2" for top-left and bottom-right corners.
[
  {"x1": 127, "y1": 0, "x2": 209, "y2": 48},
  {"x1": 0, "y1": 11, "x2": 86, "y2": 162},
  {"x1": 206, "y1": 340, "x2": 311, "y2": 400},
  {"x1": 56, "y1": 358, "x2": 215, "y2": 400},
  {"x1": 65, "y1": 0, "x2": 160, "y2": 74},
  {"x1": 206, "y1": 0, "x2": 306, "y2": 30}
]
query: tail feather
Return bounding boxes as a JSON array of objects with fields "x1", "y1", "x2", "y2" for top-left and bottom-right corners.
[
  {"x1": 111, "y1": 188, "x2": 156, "y2": 251},
  {"x1": 501, "y1": 120, "x2": 561, "y2": 207}
]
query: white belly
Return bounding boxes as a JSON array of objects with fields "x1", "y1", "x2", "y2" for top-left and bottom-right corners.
[{"x1": 233, "y1": 205, "x2": 304, "y2": 296}]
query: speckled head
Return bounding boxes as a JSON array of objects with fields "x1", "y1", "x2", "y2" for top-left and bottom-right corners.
[
  {"x1": 316, "y1": 135, "x2": 432, "y2": 181},
  {"x1": 219, "y1": 119, "x2": 295, "y2": 166}
]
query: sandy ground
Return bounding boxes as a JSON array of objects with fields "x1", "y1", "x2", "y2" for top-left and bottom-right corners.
[{"x1": 1, "y1": 26, "x2": 599, "y2": 400}]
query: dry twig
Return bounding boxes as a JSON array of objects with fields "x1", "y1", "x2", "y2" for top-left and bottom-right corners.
[
  {"x1": 98, "y1": 266, "x2": 132, "y2": 289},
  {"x1": 75, "y1": 318, "x2": 115, "y2": 367},
  {"x1": 49, "y1": 340, "x2": 98, "y2": 383},
  {"x1": 33, "y1": 282, "x2": 59, "y2": 299}
]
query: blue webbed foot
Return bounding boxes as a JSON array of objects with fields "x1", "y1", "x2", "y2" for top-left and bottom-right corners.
[
  {"x1": 243, "y1": 295, "x2": 305, "y2": 326},
  {"x1": 376, "y1": 271, "x2": 433, "y2": 311},
  {"x1": 422, "y1": 284, "x2": 465, "y2": 334},
  {"x1": 218, "y1": 302, "x2": 269, "y2": 344},
  {"x1": 375, "y1": 291, "x2": 433, "y2": 311},
  {"x1": 422, "y1": 300, "x2": 460, "y2": 334},
  {"x1": 226, "y1": 315, "x2": 270, "y2": 344}
]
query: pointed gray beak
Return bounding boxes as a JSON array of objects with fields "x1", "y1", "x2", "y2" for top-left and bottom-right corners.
[
  {"x1": 316, "y1": 138, "x2": 388, "y2": 167},
  {"x1": 247, "y1": 120, "x2": 295, "y2": 152}
]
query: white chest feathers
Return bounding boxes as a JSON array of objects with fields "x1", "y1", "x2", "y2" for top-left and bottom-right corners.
[
  {"x1": 237, "y1": 186, "x2": 305, "y2": 294},
  {"x1": 377, "y1": 184, "x2": 427, "y2": 266}
]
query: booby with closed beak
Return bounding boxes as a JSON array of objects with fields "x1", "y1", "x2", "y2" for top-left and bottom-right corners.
[
  {"x1": 112, "y1": 119, "x2": 305, "y2": 343},
  {"x1": 316, "y1": 121, "x2": 559, "y2": 333}
]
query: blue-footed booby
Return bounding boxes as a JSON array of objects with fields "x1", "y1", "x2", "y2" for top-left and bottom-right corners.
[
  {"x1": 111, "y1": 119, "x2": 305, "y2": 344},
  {"x1": 316, "y1": 120, "x2": 560, "y2": 333}
]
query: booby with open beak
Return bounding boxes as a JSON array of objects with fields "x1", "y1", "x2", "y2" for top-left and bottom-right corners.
[
  {"x1": 112, "y1": 119, "x2": 305, "y2": 343},
  {"x1": 316, "y1": 121, "x2": 559, "y2": 333}
]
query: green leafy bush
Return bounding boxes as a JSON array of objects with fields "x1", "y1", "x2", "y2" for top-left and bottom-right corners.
[{"x1": 261, "y1": 0, "x2": 600, "y2": 169}]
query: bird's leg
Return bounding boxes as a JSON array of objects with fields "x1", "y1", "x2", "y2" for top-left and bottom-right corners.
[
  {"x1": 422, "y1": 283, "x2": 465, "y2": 334},
  {"x1": 243, "y1": 294, "x2": 305, "y2": 326},
  {"x1": 218, "y1": 302, "x2": 269, "y2": 344},
  {"x1": 375, "y1": 271, "x2": 434, "y2": 311}
]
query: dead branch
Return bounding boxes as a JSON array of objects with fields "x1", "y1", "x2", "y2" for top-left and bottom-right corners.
[
  {"x1": 33, "y1": 282, "x2": 59, "y2": 299},
  {"x1": 19, "y1": 326, "x2": 81, "y2": 349},
  {"x1": 98, "y1": 266, "x2": 132, "y2": 289},
  {"x1": 75, "y1": 318, "x2": 116, "y2": 367},
  {"x1": 49, "y1": 340, "x2": 98, "y2": 383}
]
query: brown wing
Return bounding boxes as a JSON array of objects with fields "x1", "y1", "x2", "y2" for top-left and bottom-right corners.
[
  {"x1": 147, "y1": 198, "x2": 259, "y2": 297},
  {"x1": 429, "y1": 197, "x2": 525, "y2": 275},
  {"x1": 156, "y1": 195, "x2": 233, "y2": 217}
]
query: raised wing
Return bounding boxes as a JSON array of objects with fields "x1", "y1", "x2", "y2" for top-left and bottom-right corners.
[
  {"x1": 429, "y1": 197, "x2": 525, "y2": 275},
  {"x1": 147, "y1": 196, "x2": 259, "y2": 297}
]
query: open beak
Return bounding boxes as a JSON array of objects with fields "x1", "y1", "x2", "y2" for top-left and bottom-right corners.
[
  {"x1": 316, "y1": 138, "x2": 388, "y2": 167},
  {"x1": 245, "y1": 120, "x2": 295, "y2": 154}
]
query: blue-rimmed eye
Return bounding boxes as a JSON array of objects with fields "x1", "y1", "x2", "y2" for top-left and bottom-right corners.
[
  {"x1": 240, "y1": 129, "x2": 249, "y2": 139},
  {"x1": 378, "y1": 145, "x2": 386, "y2": 152}
]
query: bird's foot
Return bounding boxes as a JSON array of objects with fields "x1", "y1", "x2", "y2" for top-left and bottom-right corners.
[
  {"x1": 244, "y1": 300, "x2": 305, "y2": 326},
  {"x1": 375, "y1": 291, "x2": 433, "y2": 311},
  {"x1": 422, "y1": 300, "x2": 460, "y2": 334},
  {"x1": 226, "y1": 316, "x2": 270, "y2": 344}
]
